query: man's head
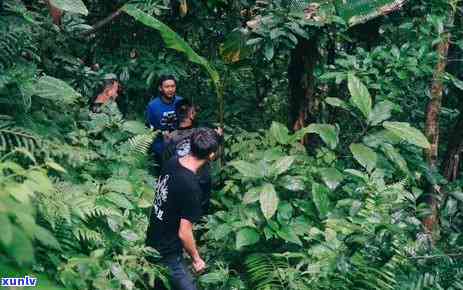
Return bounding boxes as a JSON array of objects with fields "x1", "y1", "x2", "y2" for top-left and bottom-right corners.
[
  {"x1": 158, "y1": 75, "x2": 177, "y2": 100},
  {"x1": 190, "y1": 128, "x2": 219, "y2": 161},
  {"x1": 175, "y1": 99, "x2": 197, "y2": 128}
]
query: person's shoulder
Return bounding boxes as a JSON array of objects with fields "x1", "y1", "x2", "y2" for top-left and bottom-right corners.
[
  {"x1": 174, "y1": 96, "x2": 183, "y2": 103},
  {"x1": 147, "y1": 97, "x2": 161, "y2": 108}
]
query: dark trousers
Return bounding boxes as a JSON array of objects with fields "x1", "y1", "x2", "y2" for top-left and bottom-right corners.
[{"x1": 155, "y1": 254, "x2": 197, "y2": 290}]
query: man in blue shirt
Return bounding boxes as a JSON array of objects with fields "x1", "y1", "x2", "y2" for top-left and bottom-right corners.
[{"x1": 145, "y1": 75, "x2": 183, "y2": 167}]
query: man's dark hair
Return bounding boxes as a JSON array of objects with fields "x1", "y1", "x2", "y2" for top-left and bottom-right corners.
[
  {"x1": 175, "y1": 98, "x2": 193, "y2": 123},
  {"x1": 190, "y1": 128, "x2": 219, "y2": 160},
  {"x1": 158, "y1": 75, "x2": 177, "y2": 87}
]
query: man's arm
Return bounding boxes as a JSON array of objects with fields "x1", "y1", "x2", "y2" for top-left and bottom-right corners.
[{"x1": 178, "y1": 218, "x2": 205, "y2": 273}]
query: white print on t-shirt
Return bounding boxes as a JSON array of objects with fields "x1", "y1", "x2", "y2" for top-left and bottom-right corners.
[
  {"x1": 153, "y1": 175, "x2": 170, "y2": 220},
  {"x1": 176, "y1": 139, "x2": 191, "y2": 157}
]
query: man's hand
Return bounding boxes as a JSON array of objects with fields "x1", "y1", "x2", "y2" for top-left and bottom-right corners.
[{"x1": 192, "y1": 256, "x2": 206, "y2": 273}]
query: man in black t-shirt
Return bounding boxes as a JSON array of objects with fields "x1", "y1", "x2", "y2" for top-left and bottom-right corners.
[
  {"x1": 146, "y1": 128, "x2": 219, "y2": 290},
  {"x1": 162, "y1": 99, "x2": 223, "y2": 215}
]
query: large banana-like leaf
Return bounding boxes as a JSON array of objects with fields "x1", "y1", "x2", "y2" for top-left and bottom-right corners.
[
  {"x1": 287, "y1": 0, "x2": 407, "y2": 26},
  {"x1": 122, "y1": 5, "x2": 220, "y2": 91}
]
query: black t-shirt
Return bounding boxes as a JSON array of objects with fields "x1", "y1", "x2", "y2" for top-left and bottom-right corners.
[{"x1": 146, "y1": 157, "x2": 203, "y2": 257}]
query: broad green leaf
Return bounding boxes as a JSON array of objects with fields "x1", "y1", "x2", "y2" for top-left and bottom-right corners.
[
  {"x1": 27, "y1": 170, "x2": 53, "y2": 193},
  {"x1": 49, "y1": 0, "x2": 88, "y2": 15},
  {"x1": 383, "y1": 121, "x2": 430, "y2": 149},
  {"x1": 106, "y1": 192, "x2": 134, "y2": 209},
  {"x1": 123, "y1": 5, "x2": 220, "y2": 93},
  {"x1": 277, "y1": 226, "x2": 302, "y2": 246},
  {"x1": 312, "y1": 183, "x2": 331, "y2": 219},
  {"x1": 363, "y1": 130, "x2": 402, "y2": 148},
  {"x1": 325, "y1": 97, "x2": 349, "y2": 110},
  {"x1": 214, "y1": 224, "x2": 233, "y2": 241},
  {"x1": 306, "y1": 124, "x2": 339, "y2": 149},
  {"x1": 279, "y1": 175, "x2": 305, "y2": 191},
  {"x1": 344, "y1": 169, "x2": 368, "y2": 181},
  {"x1": 259, "y1": 183, "x2": 279, "y2": 220},
  {"x1": 348, "y1": 72, "x2": 372, "y2": 118},
  {"x1": 243, "y1": 187, "x2": 261, "y2": 204},
  {"x1": 6, "y1": 182, "x2": 34, "y2": 203},
  {"x1": 15, "y1": 212, "x2": 37, "y2": 238},
  {"x1": 0, "y1": 214, "x2": 13, "y2": 246},
  {"x1": 272, "y1": 156, "x2": 295, "y2": 176},
  {"x1": 381, "y1": 143, "x2": 408, "y2": 173},
  {"x1": 450, "y1": 191, "x2": 463, "y2": 202},
  {"x1": 236, "y1": 227, "x2": 260, "y2": 249},
  {"x1": 264, "y1": 42, "x2": 274, "y2": 60},
  {"x1": 33, "y1": 76, "x2": 81, "y2": 104},
  {"x1": 121, "y1": 230, "x2": 139, "y2": 242},
  {"x1": 368, "y1": 101, "x2": 394, "y2": 126},
  {"x1": 349, "y1": 143, "x2": 377, "y2": 172},
  {"x1": 34, "y1": 226, "x2": 61, "y2": 250},
  {"x1": 277, "y1": 202, "x2": 293, "y2": 222},
  {"x1": 9, "y1": 227, "x2": 34, "y2": 265},
  {"x1": 319, "y1": 167, "x2": 344, "y2": 190},
  {"x1": 230, "y1": 161, "x2": 263, "y2": 179},
  {"x1": 269, "y1": 121, "x2": 290, "y2": 144}
]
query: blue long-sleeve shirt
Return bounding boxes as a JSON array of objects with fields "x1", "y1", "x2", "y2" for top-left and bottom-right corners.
[{"x1": 145, "y1": 95, "x2": 183, "y2": 155}]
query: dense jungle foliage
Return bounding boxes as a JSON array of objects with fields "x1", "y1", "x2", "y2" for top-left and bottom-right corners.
[{"x1": 1, "y1": 0, "x2": 463, "y2": 289}]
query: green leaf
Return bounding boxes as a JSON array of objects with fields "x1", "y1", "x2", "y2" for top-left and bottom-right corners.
[
  {"x1": 34, "y1": 226, "x2": 61, "y2": 250},
  {"x1": 243, "y1": 186, "x2": 261, "y2": 204},
  {"x1": 319, "y1": 167, "x2": 344, "y2": 190},
  {"x1": 381, "y1": 143, "x2": 408, "y2": 173},
  {"x1": 306, "y1": 124, "x2": 339, "y2": 149},
  {"x1": 104, "y1": 179, "x2": 133, "y2": 194},
  {"x1": 272, "y1": 156, "x2": 295, "y2": 176},
  {"x1": 123, "y1": 5, "x2": 220, "y2": 95},
  {"x1": 269, "y1": 122, "x2": 290, "y2": 144},
  {"x1": 0, "y1": 214, "x2": 13, "y2": 246},
  {"x1": 277, "y1": 226, "x2": 302, "y2": 246},
  {"x1": 312, "y1": 183, "x2": 331, "y2": 219},
  {"x1": 214, "y1": 224, "x2": 233, "y2": 241},
  {"x1": 259, "y1": 183, "x2": 279, "y2": 220},
  {"x1": 368, "y1": 101, "x2": 394, "y2": 126},
  {"x1": 230, "y1": 161, "x2": 263, "y2": 179},
  {"x1": 450, "y1": 75, "x2": 463, "y2": 90},
  {"x1": 325, "y1": 97, "x2": 349, "y2": 110},
  {"x1": 106, "y1": 192, "x2": 134, "y2": 209},
  {"x1": 279, "y1": 175, "x2": 305, "y2": 191},
  {"x1": 264, "y1": 42, "x2": 274, "y2": 60},
  {"x1": 49, "y1": 0, "x2": 88, "y2": 15},
  {"x1": 236, "y1": 227, "x2": 260, "y2": 249},
  {"x1": 348, "y1": 72, "x2": 372, "y2": 118},
  {"x1": 9, "y1": 227, "x2": 34, "y2": 265},
  {"x1": 122, "y1": 121, "x2": 147, "y2": 134},
  {"x1": 220, "y1": 28, "x2": 252, "y2": 63},
  {"x1": 121, "y1": 230, "x2": 139, "y2": 242},
  {"x1": 45, "y1": 161, "x2": 66, "y2": 173},
  {"x1": 32, "y1": 76, "x2": 81, "y2": 104},
  {"x1": 383, "y1": 121, "x2": 430, "y2": 149},
  {"x1": 27, "y1": 170, "x2": 53, "y2": 193},
  {"x1": 349, "y1": 143, "x2": 377, "y2": 172}
]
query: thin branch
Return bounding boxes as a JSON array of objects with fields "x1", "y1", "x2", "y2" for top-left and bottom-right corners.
[{"x1": 81, "y1": 7, "x2": 124, "y2": 36}]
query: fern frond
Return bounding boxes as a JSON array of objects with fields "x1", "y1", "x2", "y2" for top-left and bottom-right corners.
[
  {"x1": 126, "y1": 130, "x2": 158, "y2": 155},
  {"x1": 73, "y1": 227, "x2": 103, "y2": 244},
  {"x1": 244, "y1": 254, "x2": 289, "y2": 290},
  {"x1": 0, "y1": 123, "x2": 41, "y2": 153}
]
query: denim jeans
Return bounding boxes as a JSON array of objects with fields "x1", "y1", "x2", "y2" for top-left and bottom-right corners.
[{"x1": 160, "y1": 254, "x2": 197, "y2": 290}]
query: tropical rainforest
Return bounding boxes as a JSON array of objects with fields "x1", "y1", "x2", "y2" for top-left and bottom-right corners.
[{"x1": 1, "y1": 0, "x2": 463, "y2": 289}]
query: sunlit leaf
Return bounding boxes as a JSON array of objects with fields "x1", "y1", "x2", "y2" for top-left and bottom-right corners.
[
  {"x1": 348, "y1": 72, "x2": 371, "y2": 118},
  {"x1": 236, "y1": 227, "x2": 260, "y2": 249},
  {"x1": 383, "y1": 121, "x2": 430, "y2": 149},
  {"x1": 312, "y1": 183, "x2": 332, "y2": 219},
  {"x1": 350, "y1": 143, "x2": 377, "y2": 172},
  {"x1": 49, "y1": 0, "x2": 88, "y2": 15},
  {"x1": 259, "y1": 183, "x2": 279, "y2": 220},
  {"x1": 319, "y1": 167, "x2": 344, "y2": 190}
]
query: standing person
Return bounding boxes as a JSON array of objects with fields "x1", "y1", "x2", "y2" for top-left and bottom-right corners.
[
  {"x1": 146, "y1": 128, "x2": 219, "y2": 290},
  {"x1": 162, "y1": 99, "x2": 223, "y2": 214},
  {"x1": 145, "y1": 75, "x2": 183, "y2": 167}
]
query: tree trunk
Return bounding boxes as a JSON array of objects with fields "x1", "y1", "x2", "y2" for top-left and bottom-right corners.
[
  {"x1": 288, "y1": 36, "x2": 319, "y2": 138},
  {"x1": 423, "y1": 10, "x2": 455, "y2": 237}
]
